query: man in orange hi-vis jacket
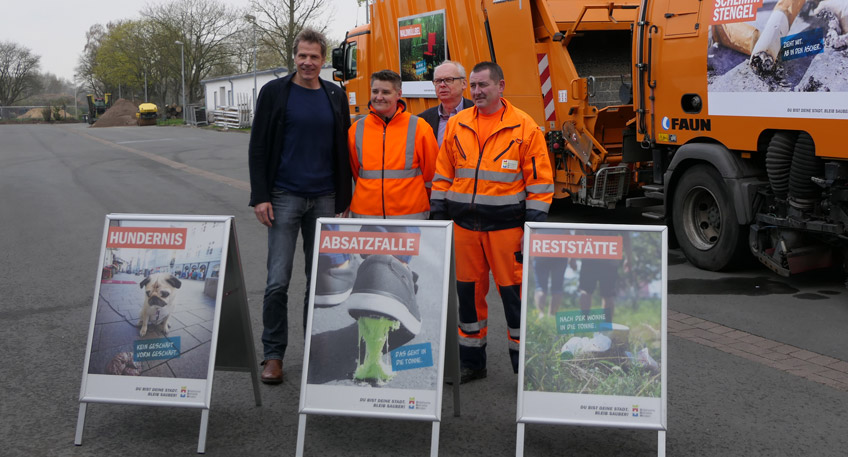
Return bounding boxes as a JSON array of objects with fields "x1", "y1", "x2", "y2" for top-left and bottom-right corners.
[
  {"x1": 431, "y1": 61, "x2": 554, "y2": 383},
  {"x1": 348, "y1": 70, "x2": 439, "y2": 219}
]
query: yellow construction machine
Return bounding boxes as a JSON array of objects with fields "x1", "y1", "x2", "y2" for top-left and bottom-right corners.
[{"x1": 136, "y1": 103, "x2": 158, "y2": 126}]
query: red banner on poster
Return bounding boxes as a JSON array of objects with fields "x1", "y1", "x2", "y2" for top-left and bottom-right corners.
[
  {"x1": 399, "y1": 24, "x2": 422, "y2": 39},
  {"x1": 320, "y1": 232, "x2": 420, "y2": 255},
  {"x1": 711, "y1": 0, "x2": 763, "y2": 25},
  {"x1": 529, "y1": 234, "x2": 623, "y2": 259},
  {"x1": 106, "y1": 227, "x2": 187, "y2": 249}
]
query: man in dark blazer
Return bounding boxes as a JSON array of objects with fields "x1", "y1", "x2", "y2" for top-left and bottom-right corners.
[
  {"x1": 248, "y1": 27, "x2": 351, "y2": 385},
  {"x1": 418, "y1": 60, "x2": 474, "y2": 146}
]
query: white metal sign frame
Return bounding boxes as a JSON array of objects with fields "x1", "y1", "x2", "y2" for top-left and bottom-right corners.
[
  {"x1": 516, "y1": 222, "x2": 668, "y2": 456},
  {"x1": 296, "y1": 218, "x2": 454, "y2": 457},
  {"x1": 75, "y1": 214, "x2": 260, "y2": 453}
]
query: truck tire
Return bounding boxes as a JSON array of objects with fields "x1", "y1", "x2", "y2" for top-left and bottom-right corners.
[{"x1": 672, "y1": 164, "x2": 744, "y2": 271}]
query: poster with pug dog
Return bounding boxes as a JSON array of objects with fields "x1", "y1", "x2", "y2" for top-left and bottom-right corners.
[{"x1": 80, "y1": 215, "x2": 231, "y2": 407}]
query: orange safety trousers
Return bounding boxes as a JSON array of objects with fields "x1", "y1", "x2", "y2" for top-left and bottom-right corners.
[{"x1": 454, "y1": 225, "x2": 523, "y2": 372}]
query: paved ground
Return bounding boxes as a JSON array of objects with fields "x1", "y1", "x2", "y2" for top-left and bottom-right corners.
[{"x1": 1, "y1": 123, "x2": 846, "y2": 456}]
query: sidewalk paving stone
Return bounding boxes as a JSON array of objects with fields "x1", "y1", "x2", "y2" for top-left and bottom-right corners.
[{"x1": 670, "y1": 311, "x2": 848, "y2": 393}]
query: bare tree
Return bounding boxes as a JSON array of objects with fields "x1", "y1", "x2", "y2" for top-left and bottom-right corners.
[
  {"x1": 20, "y1": 72, "x2": 75, "y2": 107},
  {"x1": 38, "y1": 72, "x2": 73, "y2": 95},
  {"x1": 143, "y1": 0, "x2": 242, "y2": 104},
  {"x1": 75, "y1": 24, "x2": 108, "y2": 97},
  {"x1": 0, "y1": 41, "x2": 42, "y2": 106},
  {"x1": 234, "y1": 18, "x2": 282, "y2": 73},
  {"x1": 249, "y1": 0, "x2": 334, "y2": 72},
  {"x1": 230, "y1": 24, "x2": 259, "y2": 74}
]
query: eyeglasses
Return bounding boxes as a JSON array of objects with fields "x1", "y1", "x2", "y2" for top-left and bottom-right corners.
[{"x1": 433, "y1": 77, "x2": 464, "y2": 85}]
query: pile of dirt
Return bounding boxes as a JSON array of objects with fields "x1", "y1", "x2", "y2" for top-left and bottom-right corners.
[
  {"x1": 56, "y1": 109, "x2": 75, "y2": 118},
  {"x1": 91, "y1": 98, "x2": 140, "y2": 127},
  {"x1": 50, "y1": 109, "x2": 78, "y2": 119},
  {"x1": 17, "y1": 107, "x2": 79, "y2": 120},
  {"x1": 18, "y1": 108, "x2": 47, "y2": 119}
]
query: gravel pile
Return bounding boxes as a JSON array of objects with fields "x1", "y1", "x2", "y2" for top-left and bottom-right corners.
[{"x1": 91, "y1": 99, "x2": 140, "y2": 127}]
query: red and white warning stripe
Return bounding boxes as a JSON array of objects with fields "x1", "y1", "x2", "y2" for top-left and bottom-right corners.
[{"x1": 537, "y1": 53, "x2": 555, "y2": 122}]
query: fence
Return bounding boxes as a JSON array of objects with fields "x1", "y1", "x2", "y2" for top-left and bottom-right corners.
[
  {"x1": 185, "y1": 104, "x2": 208, "y2": 126},
  {"x1": 0, "y1": 106, "x2": 84, "y2": 120},
  {"x1": 210, "y1": 93, "x2": 251, "y2": 129}
]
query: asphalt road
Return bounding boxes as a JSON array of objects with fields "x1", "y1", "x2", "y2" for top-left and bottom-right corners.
[{"x1": 1, "y1": 123, "x2": 846, "y2": 456}]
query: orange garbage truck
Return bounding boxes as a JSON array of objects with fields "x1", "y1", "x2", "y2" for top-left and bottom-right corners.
[{"x1": 333, "y1": 0, "x2": 848, "y2": 278}]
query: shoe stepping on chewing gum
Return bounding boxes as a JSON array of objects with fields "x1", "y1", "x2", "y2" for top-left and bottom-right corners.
[{"x1": 346, "y1": 255, "x2": 422, "y2": 384}]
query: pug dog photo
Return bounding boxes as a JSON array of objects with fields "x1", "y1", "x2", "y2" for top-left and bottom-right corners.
[{"x1": 138, "y1": 273, "x2": 182, "y2": 337}]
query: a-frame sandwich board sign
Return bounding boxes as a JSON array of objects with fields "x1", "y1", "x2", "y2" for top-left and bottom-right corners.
[
  {"x1": 516, "y1": 222, "x2": 668, "y2": 456},
  {"x1": 75, "y1": 214, "x2": 261, "y2": 453},
  {"x1": 296, "y1": 218, "x2": 454, "y2": 456}
]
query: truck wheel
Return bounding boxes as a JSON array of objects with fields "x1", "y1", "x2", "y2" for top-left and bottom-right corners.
[{"x1": 672, "y1": 165, "x2": 743, "y2": 271}]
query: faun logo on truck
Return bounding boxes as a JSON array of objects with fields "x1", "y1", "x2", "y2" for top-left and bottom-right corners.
[{"x1": 661, "y1": 117, "x2": 712, "y2": 132}]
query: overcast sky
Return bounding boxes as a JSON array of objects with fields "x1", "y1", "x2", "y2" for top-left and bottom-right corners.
[{"x1": 0, "y1": 0, "x2": 366, "y2": 83}]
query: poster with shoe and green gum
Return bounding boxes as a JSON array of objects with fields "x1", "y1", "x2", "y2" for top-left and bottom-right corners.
[{"x1": 300, "y1": 219, "x2": 453, "y2": 421}]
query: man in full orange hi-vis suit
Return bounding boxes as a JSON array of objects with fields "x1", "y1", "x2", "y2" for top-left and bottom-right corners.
[
  {"x1": 348, "y1": 70, "x2": 439, "y2": 219},
  {"x1": 431, "y1": 61, "x2": 554, "y2": 383}
]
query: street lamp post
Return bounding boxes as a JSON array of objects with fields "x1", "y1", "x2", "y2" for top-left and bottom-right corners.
[
  {"x1": 244, "y1": 14, "x2": 258, "y2": 110},
  {"x1": 175, "y1": 40, "x2": 186, "y2": 124}
]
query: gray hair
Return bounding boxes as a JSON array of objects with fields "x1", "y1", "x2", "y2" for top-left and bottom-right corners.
[{"x1": 435, "y1": 60, "x2": 466, "y2": 78}]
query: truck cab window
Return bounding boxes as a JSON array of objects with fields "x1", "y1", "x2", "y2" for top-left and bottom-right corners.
[{"x1": 346, "y1": 42, "x2": 358, "y2": 79}]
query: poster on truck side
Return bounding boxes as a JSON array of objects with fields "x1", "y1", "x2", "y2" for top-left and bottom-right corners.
[
  {"x1": 398, "y1": 10, "x2": 447, "y2": 98},
  {"x1": 517, "y1": 223, "x2": 667, "y2": 430},
  {"x1": 300, "y1": 219, "x2": 452, "y2": 421},
  {"x1": 79, "y1": 215, "x2": 231, "y2": 408},
  {"x1": 707, "y1": 0, "x2": 848, "y2": 119}
]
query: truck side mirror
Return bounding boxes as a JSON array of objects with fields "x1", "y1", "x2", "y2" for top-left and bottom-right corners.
[{"x1": 332, "y1": 47, "x2": 345, "y2": 74}]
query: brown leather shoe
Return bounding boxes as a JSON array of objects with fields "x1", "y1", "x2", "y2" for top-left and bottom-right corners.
[{"x1": 261, "y1": 359, "x2": 283, "y2": 384}]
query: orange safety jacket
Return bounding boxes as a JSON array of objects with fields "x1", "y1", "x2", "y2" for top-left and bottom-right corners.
[
  {"x1": 430, "y1": 98, "x2": 554, "y2": 231},
  {"x1": 348, "y1": 101, "x2": 438, "y2": 218}
]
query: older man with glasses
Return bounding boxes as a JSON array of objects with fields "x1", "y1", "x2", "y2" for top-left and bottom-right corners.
[{"x1": 418, "y1": 60, "x2": 474, "y2": 146}]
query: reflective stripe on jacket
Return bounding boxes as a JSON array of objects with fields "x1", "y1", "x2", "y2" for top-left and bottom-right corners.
[
  {"x1": 348, "y1": 101, "x2": 438, "y2": 218},
  {"x1": 430, "y1": 98, "x2": 554, "y2": 231}
]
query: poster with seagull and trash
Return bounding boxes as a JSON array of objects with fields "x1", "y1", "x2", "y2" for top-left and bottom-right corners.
[{"x1": 517, "y1": 222, "x2": 667, "y2": 431}]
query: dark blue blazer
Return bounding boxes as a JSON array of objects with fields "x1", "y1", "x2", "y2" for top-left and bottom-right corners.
[{"x1": 418, "y1": 98, "x2": 474, "y2": 142}]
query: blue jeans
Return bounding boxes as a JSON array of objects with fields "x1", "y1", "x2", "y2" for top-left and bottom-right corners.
[{"x1": 262, "y1": 189, "x2": 335, "y2": 360}]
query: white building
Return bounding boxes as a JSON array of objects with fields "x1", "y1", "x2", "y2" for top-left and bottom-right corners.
[
  {"x1": 200, "y1": 65, "x2": 339, "y2": 119},
  {"x1": 172, "y1": 221, "x2": 225, "y2": 281}
]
